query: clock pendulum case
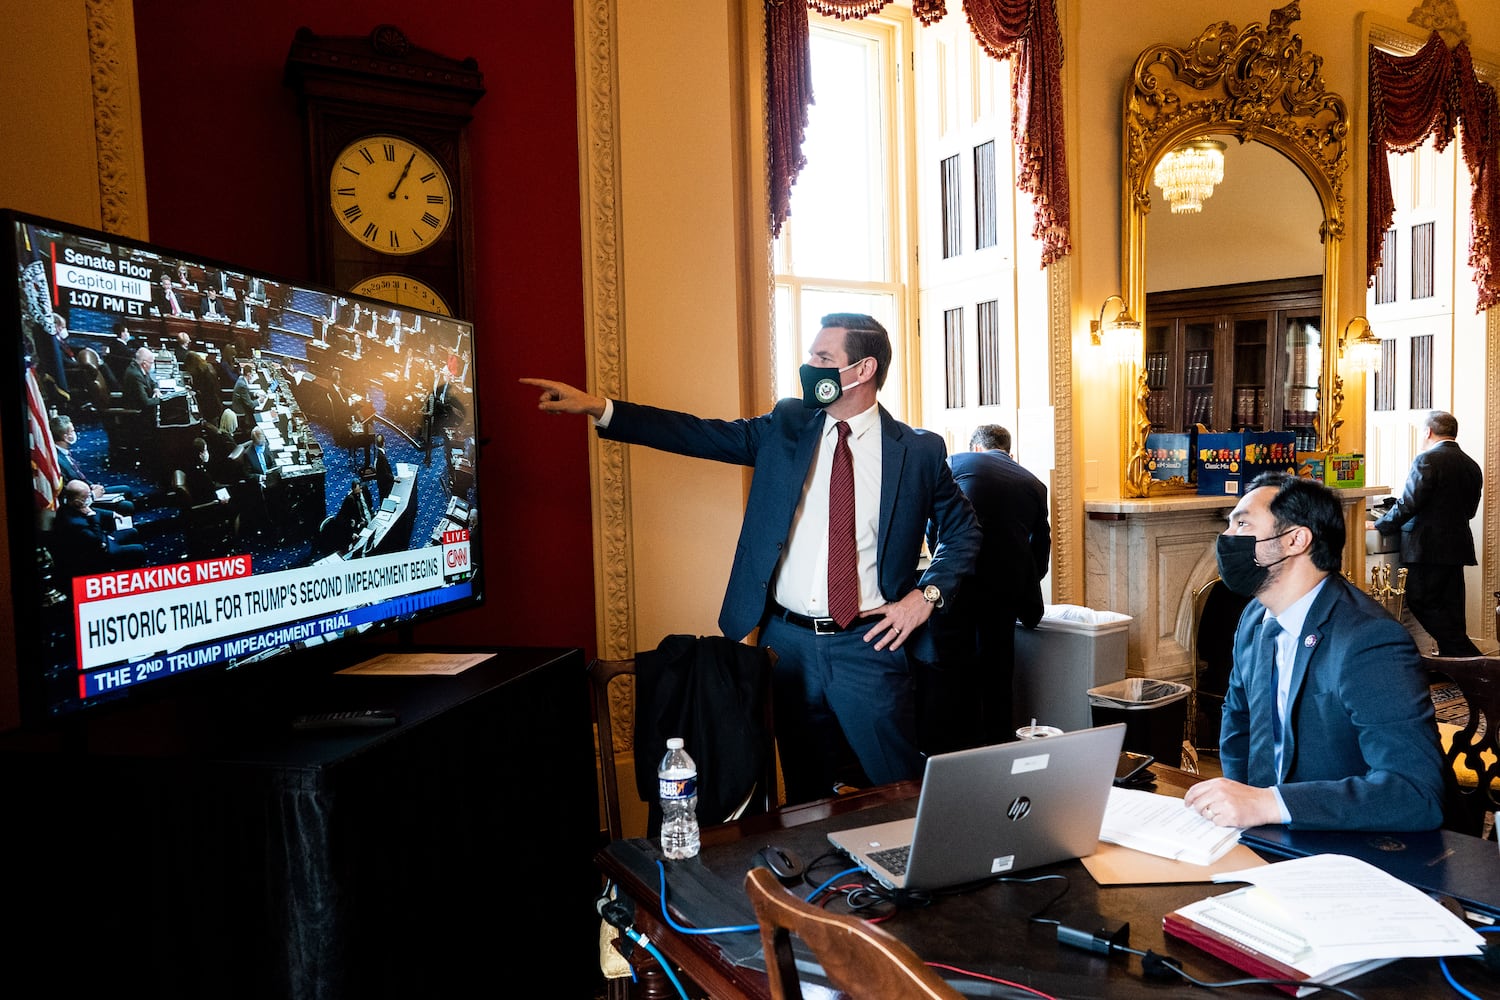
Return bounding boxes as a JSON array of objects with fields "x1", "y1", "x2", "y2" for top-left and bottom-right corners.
[{"x1": 285, "y1": 24, "x2": 484, "y2": 319}]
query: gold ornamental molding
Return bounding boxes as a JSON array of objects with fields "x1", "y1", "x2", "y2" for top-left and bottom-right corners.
[
  {"x1": 575, "y1": 0, "x2": 636, "y2": 663},
  {"x1": 1048, "y1": 256, "x2": 1080, "y2": 604},
  {"x1": 1120, "y1": 2, "x2": 1349, "y2": 496},
  {"x1": 85, "y1": 0, "x2": 148, "y2": 238},
  {"x1": 1124, "y1": 3, "x2": 1349, "y2": 222}
]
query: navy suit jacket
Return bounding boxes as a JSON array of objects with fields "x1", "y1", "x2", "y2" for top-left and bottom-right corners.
[
  {"x1": 599, "y1": 398, "x2": 981, "y2": 656},
  {"x1": 1220, "y1": 575, "x2": 1444, "y2": 830},
  {"x1": 1373, "y1": 439, "x2": 1482, "y2": 565},
  {"x1": 937, "y1": 449, "x2": 1050, "y2": 628}
]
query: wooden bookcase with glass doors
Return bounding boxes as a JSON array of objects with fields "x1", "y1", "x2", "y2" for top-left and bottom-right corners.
[{"x1": 1143, "y1": 276, "x2": 1322, "y2": 453}]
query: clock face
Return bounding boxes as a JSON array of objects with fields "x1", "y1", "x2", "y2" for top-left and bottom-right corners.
[
  {"x1": 329, "y1": 135, "x2": 453, "y2": 257},
  {"x1": 349, "y1": 274, "x2": 452, "y2": 317}
]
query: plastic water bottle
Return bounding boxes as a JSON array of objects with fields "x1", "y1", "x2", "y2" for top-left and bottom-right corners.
[{"x1": 658, "y1": 737, "x2": 700, "y2": 859}]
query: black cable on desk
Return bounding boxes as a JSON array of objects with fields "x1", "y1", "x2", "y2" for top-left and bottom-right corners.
[{"x1": 1114, "y1": 942, "x2": 1368, "y2": 999}]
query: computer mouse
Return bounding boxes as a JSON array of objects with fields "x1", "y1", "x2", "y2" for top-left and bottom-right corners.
[{"x1": 756, "y1": 845, "x2": 805, "y2": 885}]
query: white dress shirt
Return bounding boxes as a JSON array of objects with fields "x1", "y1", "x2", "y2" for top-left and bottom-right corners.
[{"x1": 773, "y1": 403, "x2": 882, "y2": 619}]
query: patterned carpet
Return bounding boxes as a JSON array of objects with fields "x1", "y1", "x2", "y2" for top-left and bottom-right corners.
[{"x1": 1431, "y1": 681, "x2": 1469, "y2": 728}]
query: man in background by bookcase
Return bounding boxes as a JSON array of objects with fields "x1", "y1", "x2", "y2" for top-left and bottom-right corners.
[{"x1": 1184, "y1": 472, "x2": 1445, "y2": 831}]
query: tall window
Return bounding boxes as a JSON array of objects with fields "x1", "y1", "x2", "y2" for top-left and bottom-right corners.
[{"x1": 773, "y1": 11, "x2": 911, "y2": 413}]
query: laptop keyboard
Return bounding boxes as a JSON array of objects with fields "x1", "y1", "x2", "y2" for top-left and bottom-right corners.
[{"x1": 867, "y1": 844, "x2": 912, "y2": 875}]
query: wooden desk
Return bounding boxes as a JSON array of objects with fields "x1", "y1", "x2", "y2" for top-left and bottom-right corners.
[{"x1": 596, "y1": 766, "x2": 1490, "y2": 999}]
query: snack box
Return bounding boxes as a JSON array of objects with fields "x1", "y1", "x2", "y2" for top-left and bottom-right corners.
[
  {"x1": 1295, "y1": 450, "x2": 1326, "y2": 482},
  {"x1": 1144, "y1": 432, "x2": 1192, "y2": 482},
  {"x1": 1326, "y1": 452, "x2": 1366, "y2": 488},
  {"x1": 1197, "y1": 431, "x2": 1298, "y2": 496}
]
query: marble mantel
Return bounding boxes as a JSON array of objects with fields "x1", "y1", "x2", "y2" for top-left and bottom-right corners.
[{"x1": 1082, "y1": 487, "x2": 1388, "y2": 682}]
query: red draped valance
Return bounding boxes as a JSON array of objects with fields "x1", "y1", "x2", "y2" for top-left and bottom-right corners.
[
  {"x1": 1368, "y1": 32, "x2": 1500, "y2": 312},
  {"x1": 768, "y1": 0, "x2": 1071, "y2": 267}
]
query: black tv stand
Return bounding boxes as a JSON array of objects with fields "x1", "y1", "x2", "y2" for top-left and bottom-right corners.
[{"x1": 0, "y1": 645, "x2": 594, "y2": 1000}]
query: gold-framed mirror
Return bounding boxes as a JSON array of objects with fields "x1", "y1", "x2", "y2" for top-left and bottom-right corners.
[{"x1": 1120, "y1": 1, "x2": 1349, "y2": 497}]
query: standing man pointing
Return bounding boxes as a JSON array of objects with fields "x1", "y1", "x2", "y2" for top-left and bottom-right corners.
[{"x1": 524, "y1": 313, "x2": 980, "y2": 803}]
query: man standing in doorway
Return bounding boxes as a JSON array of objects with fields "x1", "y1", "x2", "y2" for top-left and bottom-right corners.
[
  {"x1": 921, "y1": 424, "x2": 1050, "y2": 752},
  {"x1": 1368, "y1": 410, "x2": 1483, "y2": 656},
  {"x1": 523, "y1": 313, "x2": 981, "y2": 803}
]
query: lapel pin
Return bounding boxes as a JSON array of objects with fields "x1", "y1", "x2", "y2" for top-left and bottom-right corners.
[{"x1": 1304, "y1": 634, "x2": 1318, "y2": 648}]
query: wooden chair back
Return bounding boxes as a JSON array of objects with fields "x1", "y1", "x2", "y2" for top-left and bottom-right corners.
[
  {"x1": 744, "y1": 867, "x2": 963, "y2": 1000},
  {"x1": 1421, "y1": 654, "x2": 1500, "y2": 837},
  {"x1": 589, "y1": 647, "x2": 778, "y2": 841}
]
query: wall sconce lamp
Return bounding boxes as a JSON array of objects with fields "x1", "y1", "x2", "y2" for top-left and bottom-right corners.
[
  {"x1": 1339, "y1": 316, "x2": 1382, "y2": 374},
  {"x1": 1091, "y1": 294, "x2": 1142, "y2": 363}
]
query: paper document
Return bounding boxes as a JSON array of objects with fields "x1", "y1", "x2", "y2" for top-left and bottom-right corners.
[
  {"x1": 338, "y1": 652, "x2": 494, "y2": 676},
  {"x1": 1099, "y1": 786, "x2": 1241, "y2": 865},
  {"x1": 1167, "y1": 854, "x2": 1483, "y2": 995},
  {"x1": 1211, "y1": 854, "x2": 1485, "y2": 958}
]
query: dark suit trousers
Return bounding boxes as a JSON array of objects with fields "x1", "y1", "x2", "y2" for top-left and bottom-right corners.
[
  {"x1": 761, "y1": 615, "x2": 921, "y2": 805},
  {"x1": 1405, "y1": 562, "x2": 1481, "y2": 656},
  {"x1": 919, "y1": 600, "x2": 1018, "y2": 754}
]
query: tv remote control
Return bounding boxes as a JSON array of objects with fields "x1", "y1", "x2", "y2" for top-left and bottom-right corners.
[{"x1": 291, "y1": 709, "x2": 399, "y2": 731}]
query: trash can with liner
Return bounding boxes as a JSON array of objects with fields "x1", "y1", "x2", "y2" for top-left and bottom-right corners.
[
  {"x1": 1087, "y1": 677, "x2": 1191, "y2": 763},
  {"x1": 1012, "y1": 605, "x2": 1132, "y2": 733}
]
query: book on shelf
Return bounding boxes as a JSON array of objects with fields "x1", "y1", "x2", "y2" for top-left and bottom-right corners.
[
  {"x1": 1098, "y1": 787, "x2": 1241, "y2": 865},
  {"x1": 1163, "y1": 854, "x2": 1484, "y2": 997}
]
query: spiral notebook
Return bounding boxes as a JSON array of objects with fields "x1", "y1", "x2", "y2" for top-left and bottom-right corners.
[{"x1": 827, "y1": 723, "x2": 1125, "y2": 891}]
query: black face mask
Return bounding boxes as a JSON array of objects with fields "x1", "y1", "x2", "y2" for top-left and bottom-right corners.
[
  {"x1": 799, "y1": 359, "x2": 865, "y2": 409},
  {"x1": 1214, "y1": 528, "x2": 1296, "y2": 596}
]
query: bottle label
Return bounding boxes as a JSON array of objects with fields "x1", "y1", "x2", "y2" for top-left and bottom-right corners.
[{"x1": 659, "y1": 774, "x2": 696, "y2": 800}]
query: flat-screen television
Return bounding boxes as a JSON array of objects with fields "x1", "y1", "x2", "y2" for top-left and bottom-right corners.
[{"x1": 0, "y1": 209, "x2": 483, "y2": 731}]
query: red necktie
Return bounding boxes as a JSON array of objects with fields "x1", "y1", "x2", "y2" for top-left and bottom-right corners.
[{"x1": 827, "y1": 420, "x2": 860, "y2": 628}]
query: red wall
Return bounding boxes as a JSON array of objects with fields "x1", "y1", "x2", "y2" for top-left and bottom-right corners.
[{"x1": 132, "y1": 1, "x2": 597, "y2": 658}]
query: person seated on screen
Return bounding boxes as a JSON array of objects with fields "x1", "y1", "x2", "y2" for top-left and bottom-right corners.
[
  {"x1": 181, "y1": 436, "x2": 227, "y2": 500},
  {"x1": 122, "y1": 347, "x2": 162, "y2": 428},
  {"x1": 104, "y1": 322, "x2": 139, "y2": 388},
  {"x1": 228, "y1": 426, "x2": 283, "y2": 538},
  {"x1": 52, "y1": 479, "x2": 147, "y2": 573},
  {"x1": 50, "y1": 415, "x2": 137, "y2": 517},
  {"x1": 200, "y1": 286, "x2": 229, "y2": 323},
  {"x1": 175, "y1": 261, "x2": 197, "y2": 291},
  {"x1": 334, "y1": 478, "x2": 374, "y2": 549},
  {"x1": 180, "y1": 434, "x2": 239, "y2": 538},
  {"x1": 155, "y1": 273, "x2": 188, "y2": 318},
  {"x1": 231, "y1": 362, "x2": 262, "y2": 417},
  {"x1": 1182, "y1": 472, "x2": 1445, "y2": 832}
]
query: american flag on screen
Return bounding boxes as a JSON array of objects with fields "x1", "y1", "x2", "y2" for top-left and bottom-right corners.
[{"x1": 28, "y1": 365, "x2": 61, "y2": 510}]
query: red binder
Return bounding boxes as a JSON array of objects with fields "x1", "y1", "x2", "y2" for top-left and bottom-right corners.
[{"x1": 1163, "y1": 908, "x2": 1392, "y2": 997}]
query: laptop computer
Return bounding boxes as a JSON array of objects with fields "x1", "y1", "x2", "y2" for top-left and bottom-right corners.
[
  {"x1": 827, "y1": 723, "x2": 1126, "y2": 891},
  {"x1": 1239, "y1": 824, "x2": 1500, "y2": 922}
]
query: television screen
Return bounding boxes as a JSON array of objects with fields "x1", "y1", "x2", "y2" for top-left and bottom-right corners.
[{"x1": 0, "y1": 210, "x2": 483, "y2": 730}]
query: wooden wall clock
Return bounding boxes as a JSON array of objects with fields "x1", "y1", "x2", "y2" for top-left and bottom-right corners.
[{"x1": 285, "y1": 25, "x2": 484, "y2": 319}]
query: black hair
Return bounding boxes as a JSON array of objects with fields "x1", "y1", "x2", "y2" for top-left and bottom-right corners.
[
  {"x1": 820, "y1": 313, "x2": 892, "y2": 389},
  {"x1": 1247, "y1": 471, "x2": 1345, "y2": 572}
]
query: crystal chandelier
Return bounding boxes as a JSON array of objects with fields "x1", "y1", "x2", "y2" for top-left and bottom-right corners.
[{"x1": 1153, "y1": 139, "x2": 1227, "y2": 214}]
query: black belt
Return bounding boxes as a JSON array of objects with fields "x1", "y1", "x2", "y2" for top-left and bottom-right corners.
[{"x1": 775, "y1": 606, "x2": 867, "y2": 635}]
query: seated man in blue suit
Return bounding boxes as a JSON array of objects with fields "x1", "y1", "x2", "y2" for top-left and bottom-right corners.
[
  {"x1": 1184, "y1": 472, "x2": 1444, "y2": 831},
  {"x1": 523, "y1": 313, "x2": 981, "y2": 804}
]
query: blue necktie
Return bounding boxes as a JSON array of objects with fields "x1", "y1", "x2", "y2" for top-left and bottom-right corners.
[{"x1": 1260, "y1": 617, "x2": 1284, "y2": 771}]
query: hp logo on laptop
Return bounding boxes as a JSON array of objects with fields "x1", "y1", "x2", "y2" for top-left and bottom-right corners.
[{"x1": 1006, "y1": 796, "x2": 1032, "y2": 821}]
